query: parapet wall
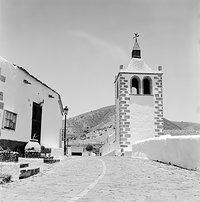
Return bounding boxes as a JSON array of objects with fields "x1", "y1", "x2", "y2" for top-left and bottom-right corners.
[{"x1": 132, "y1": 135, "x2": 200, "y2": 170}]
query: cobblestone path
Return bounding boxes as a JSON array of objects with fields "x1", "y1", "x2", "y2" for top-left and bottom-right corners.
[
  {"x1": 0, "y1": 157, "x2": 103, "y2": 202},
  {"x1": 80, "y1": 157, "x2": 200, "y2": 202},
  {"x1": 1, "y1": 156, "x2": 200, "y2": 202}
]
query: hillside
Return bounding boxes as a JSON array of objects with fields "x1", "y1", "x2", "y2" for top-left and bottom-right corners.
[
  {"x1": 66, "y1": 105, "x2": 200, "y2": 139},
  {"x1": 163, "y1": 118, "x2": 182, "y2": 130},
  {"x1": 172, "y1": 121, "x2": 200, "y2": 130},
  {"x1": 66, "y1": 106, "x2": 115, "y2": 139}
]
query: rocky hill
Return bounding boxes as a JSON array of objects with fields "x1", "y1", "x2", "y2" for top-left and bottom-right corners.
[
  {"x1": 66, "y1": 105, "x2": 115, "y2": 139},
  {"x1": 66, "y1": 105, "x2": 200, "y2": 139},
  {"x1": 172, "y1": 121, "x2": 200, "y2": 130}
]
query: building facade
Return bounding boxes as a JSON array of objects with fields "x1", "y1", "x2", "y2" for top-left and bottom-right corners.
[
  {"x1": 115, "y1": 36, "x2": 163, "y2": 156},
  {"x1": 0, "y1": 56, "x2": 63, "y2": 149}
]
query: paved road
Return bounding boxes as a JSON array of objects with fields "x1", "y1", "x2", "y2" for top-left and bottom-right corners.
[{"x1": 1, "y1": 157, "x2": 200, "y2": 202}]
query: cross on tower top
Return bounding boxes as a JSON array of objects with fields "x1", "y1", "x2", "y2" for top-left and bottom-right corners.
[
  {"x1": 132, "y1": 33, "x2": 141, "y2": 58},
  {"x1": 133, "y1": 33, "x2": 139, "y2": 39}
]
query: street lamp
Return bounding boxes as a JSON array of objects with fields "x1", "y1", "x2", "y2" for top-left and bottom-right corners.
[{"x1": 63, "y1": 106, "x2": 69, "y2": 156}]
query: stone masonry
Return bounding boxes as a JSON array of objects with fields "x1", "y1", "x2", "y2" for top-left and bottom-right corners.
[
  {"x1": 118, "y1": 73, "x2": 131, "y2": 154},
  {"x1": 116, "y1": 70, "x2": 164, "y2": 155},
  {"x1": 115, "y1": 37, "x2": 164, "y2": 156},
  {"x1": 153, "y1": 71, "x2": 164, "y2": 136}
]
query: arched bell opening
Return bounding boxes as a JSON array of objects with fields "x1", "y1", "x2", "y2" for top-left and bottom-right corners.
[
  {"x1": 130, "y1": 76, "x2": 141, "y2": 95},
  {"x1": 143, "y1": 77, "x2": 152, "y2": 95}
]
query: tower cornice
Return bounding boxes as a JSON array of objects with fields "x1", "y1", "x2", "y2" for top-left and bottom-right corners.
[{"x1": 114, "y1": 71, "x2": 163, "y2": 83}]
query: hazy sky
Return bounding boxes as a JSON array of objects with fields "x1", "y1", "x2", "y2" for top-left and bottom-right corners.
[{"x1": 0, "y1": 0, "x2": 200, "y2": 122}]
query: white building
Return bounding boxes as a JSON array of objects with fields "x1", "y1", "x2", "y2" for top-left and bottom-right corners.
[
  {"x1": 0, "y1": 56, "x2": 63, "y2": 150},
  {"x1": 115, "y1": 35, "x2": 164, "y2": 156}
]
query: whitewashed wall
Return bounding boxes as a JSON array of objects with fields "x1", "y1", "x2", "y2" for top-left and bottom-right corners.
[
  {"x1": 132, "y1": 135, "x2": 200, "y2": 170},
  {"x1": 130, "y1": 96, "x2": 155, "y2": 143},
  {"x1": 101, "y1": 130, "x2": 118, "y2": 156},
  {"x1": 115, "y1": 72, "x2": 160, "y2": 155},
  {"x1": 0, "y1": 57, "x2": 63, "y2": 148}
]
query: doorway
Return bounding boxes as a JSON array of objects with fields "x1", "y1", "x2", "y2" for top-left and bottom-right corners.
[
  {"x1": 31, "y1": 102, "x2": 42, "y2": 143},
  {"x1": 71, "y1": 152, "x2": 82, "y2": 156}
]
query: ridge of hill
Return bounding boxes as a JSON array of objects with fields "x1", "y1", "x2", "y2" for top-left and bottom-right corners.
[
  {"x1": 66, "y1": 106, "x2": 115, "y2": 138},
  {"x1": 172, "y1": 121, "x2": 200, "y2": 130},
  {"x1": 66, "y1": 105, "x2": 200, "y2": 138},
  {"x1": 163, "y1": 118, "x2": 182, "y2": 130}
]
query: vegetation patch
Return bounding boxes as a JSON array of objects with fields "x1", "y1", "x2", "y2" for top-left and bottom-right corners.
[
  {"x1": 0, "y1": 174, "x2": 12, "y2": 184},
  {"x1": 86, "y1": 144, "x2": 94, "y2": 152},
  {"x1": 0, "y1": 146, "x2": 19, "y2": 162}
]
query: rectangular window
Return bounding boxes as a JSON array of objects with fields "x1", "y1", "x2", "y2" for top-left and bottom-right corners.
[{"x1": 3, "y1": 110, "x2": 17, "y2": 130}]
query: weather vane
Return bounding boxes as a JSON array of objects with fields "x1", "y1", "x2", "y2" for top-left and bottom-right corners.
[{"x1": 133, "y1": 33, "x2": 139, "y2": 39}]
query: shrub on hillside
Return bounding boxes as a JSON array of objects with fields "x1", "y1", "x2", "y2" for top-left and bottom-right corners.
[
  {"x1": 85, "y1": 144, "x2": 93, "y2": 152},
  {"x1": 0, "y1": 174, "x2": 12, "y2": 184},
  {"x1": 41, "y1": 146, "x2": 51, "y2": 154}
]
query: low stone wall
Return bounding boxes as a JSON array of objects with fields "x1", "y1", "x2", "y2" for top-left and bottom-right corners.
[
  {"x1": 132, "y1": 135, "x2": 200, "y2": 170},
  {"x1": 101, "y1": 132, "x2": 118, "y2": 156},
  {"x1": 18, "y1": 158, "x2": 44, "y2": 172},
  {"x1": 50, "y1": 148, "x2": 64, "y2": 160},
  {"x1": 163, "y1": 130, "x2": 200, "y2": 136}
]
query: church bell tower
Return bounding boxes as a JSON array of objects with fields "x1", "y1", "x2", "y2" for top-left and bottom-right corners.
[{"x1": 115, "y1": 34, "x2": 164, "y2": 156}]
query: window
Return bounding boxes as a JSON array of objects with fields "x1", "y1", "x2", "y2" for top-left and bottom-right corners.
[
  {"x1": 143, "y1": 77, "x2": 152, "y2": 95},
  {"x1": 3, "y1": 110, "x2": 17, "y2": 130},
  {"x1": 131, "y1": 76, "x2": 140, "y2": 94}
]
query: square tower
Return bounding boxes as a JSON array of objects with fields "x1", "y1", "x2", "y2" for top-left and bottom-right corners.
[{"x1": 115, "y1": 35, "x2": 163, "y2": 156}]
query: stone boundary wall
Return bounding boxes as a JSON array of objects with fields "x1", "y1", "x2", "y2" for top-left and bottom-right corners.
[
  {"x1": 18, "y1": 157, "x2": 44, "y2": 172},
  {"x1": 101, "y1": 132, "x2": 117, "y2": 156},
  {"x1": 164, "y1": 130, "x2": 200, "y2": 136},
  {"x1": 132, "y1": 135, "x2": 200, "y2": 170},
  {"x1": 50, "y1": 148, "x2": 64, "y2": 160}
]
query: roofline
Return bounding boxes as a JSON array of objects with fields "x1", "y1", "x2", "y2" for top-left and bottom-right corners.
[
  {"x1": 15, "y1": 65, "x2": 59, "y2": 95},
  {"x1": 13, "y1": 64, "x2": 64, "y2": 114},
  {"x1": 114, "y1": 71, "x2": 163, "y2": 83}
]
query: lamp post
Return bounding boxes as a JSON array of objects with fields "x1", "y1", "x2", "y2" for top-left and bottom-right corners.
[{"x1": 63, "y1": 106, "x2": 69, "y2": 156}]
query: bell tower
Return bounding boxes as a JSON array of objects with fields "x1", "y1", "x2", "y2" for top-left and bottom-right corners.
[{"x1": 115, "y1": 34, "x2": 163, "y2": 156}]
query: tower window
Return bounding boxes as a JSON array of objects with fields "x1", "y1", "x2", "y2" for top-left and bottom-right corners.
[
  {"x1": 131, "y1": 77, "x2": 140, "y2": 94},
  {"x1": 143, "y1": 77, "x2": 152, "y2": 95}
]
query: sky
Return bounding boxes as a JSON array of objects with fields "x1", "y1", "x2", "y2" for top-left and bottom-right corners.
[{"x1": 0, "y1": 0, "x2": 200, "y2": 123}]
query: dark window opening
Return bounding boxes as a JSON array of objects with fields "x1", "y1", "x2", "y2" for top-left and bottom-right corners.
[
  {"x1": 131, "y1": 77, "x2": 140, "y2": 94},
  {"x1": 143, "y1": 78, "x2": 151, "y2": 95}
]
